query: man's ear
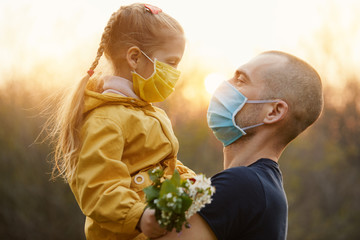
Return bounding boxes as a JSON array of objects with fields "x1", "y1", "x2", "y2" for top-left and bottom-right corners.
[
  {"x1": 263, "y1": 100, "x2": 288, "y2": 124},
  {"x1": 126, "y1": 46, "x2": 142, "y2": 70}
]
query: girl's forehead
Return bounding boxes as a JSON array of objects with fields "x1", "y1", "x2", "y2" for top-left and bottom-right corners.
[
  {"x1": 160, "y1": 30, "x2": 185, "y2": 43},
  {"x1": 154, "y1": 34, "x2": 185, "y2": 55}
]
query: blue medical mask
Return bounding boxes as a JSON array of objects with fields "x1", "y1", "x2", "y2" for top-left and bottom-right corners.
[{"x1": 207, "y1": 81, "x2": 278, "y2": 146}]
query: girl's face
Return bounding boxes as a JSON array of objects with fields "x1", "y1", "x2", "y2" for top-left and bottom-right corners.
[{"x1": 136, "y1": 32, "x2": 186, "y2": 78}]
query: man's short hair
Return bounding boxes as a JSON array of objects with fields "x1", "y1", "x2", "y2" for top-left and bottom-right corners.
[{"x1": 260, "y1": 51, "x2": 324, "y2": 143}]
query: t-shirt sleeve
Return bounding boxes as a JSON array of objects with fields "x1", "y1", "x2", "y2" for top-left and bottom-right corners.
[{"x1": 198, "y1": 167, "x2": 264, "y2": 240}]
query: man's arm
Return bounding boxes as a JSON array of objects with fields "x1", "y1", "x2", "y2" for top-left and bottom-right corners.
[{"x1": 154, "y1": 214, "x2": 217, "y2": 240}]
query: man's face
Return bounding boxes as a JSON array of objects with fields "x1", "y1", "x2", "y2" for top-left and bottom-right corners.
[{"x1": 228, "y1": 54, "x2": 286, "y2": 131}]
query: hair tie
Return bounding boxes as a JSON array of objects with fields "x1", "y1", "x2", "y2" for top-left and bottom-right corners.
[
  {"x1": 144, "y1": 4, "x2": 162, "y2": 14},
  {"x1": 87, "y1": 69, "x2": 94, "y2": 77}
]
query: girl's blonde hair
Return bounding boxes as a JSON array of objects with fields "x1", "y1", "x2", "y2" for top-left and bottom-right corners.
[{"x1": 49, "y1": 3, "x2": 184, "y2": 181}]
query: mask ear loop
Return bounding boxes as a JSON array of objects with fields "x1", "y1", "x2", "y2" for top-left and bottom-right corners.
[
  {"x1": 140, "y1": 50, "x2": 154, "y2": 63},
  {"x1": 232, "y1": 100, "x2": 248, "y2": 135},
  {"x1": 246, "y1": 100, "x2": 279, "y2": 104},
  {"x1": 242, "y1": 123, "x2": 265, "y2": 131},
  {"x1": 132, "y1": 50, "x2": 157, "y2": 81},
  {"x1": 233, "y1": 99, "x2": 280, "y2": 134}
]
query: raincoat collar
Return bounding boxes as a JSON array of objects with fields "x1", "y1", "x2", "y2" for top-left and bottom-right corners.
[{"x1": 84, "y1": 89, "x2": 151, "y2": 114}]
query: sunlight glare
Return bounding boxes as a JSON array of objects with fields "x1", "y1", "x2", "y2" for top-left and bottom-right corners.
[{"x1": 204, "y1": 73, "x2": 227, "y2": 94}]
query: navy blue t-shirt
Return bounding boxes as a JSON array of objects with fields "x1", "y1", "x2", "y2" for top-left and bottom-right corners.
[{"x1": 199, "y1": 158, "x2": 288, "y2": 240}]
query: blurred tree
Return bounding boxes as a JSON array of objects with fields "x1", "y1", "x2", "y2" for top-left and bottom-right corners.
[
  {"x1": 281, "y1": 79, "x2": 360, "y2": 240},
  {"x1": 0, "y1": 80, "x2": 85, "y2": 240},
  {"x1": 280, "y1": 2, "x2": 360, "y2": 239}
]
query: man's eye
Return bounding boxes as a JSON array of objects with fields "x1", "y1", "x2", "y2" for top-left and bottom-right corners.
[{"x1": 237, "y1": 74, "x2": 246, "y2": 83}]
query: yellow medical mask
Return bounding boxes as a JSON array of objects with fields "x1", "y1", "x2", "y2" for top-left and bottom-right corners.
[{"x1": 132, "y1": 50, "x2": 181, "y2": 102}]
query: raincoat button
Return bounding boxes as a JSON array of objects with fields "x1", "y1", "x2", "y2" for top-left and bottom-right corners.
[{"x1": 134, "y1": 174, "x2": 145, "y2": 184}]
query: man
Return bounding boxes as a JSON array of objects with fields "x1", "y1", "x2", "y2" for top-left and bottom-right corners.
[{"x1": 142, "y1": 50, "x2": 323, "y2": 239}]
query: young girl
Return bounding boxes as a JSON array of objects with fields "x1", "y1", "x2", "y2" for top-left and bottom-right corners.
[{"x1": 49, "y1": 3, "x2": 195, "y2": 240}]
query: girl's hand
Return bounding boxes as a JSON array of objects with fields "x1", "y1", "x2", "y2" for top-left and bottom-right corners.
[{"x1": 139, "y1": 208, "x2": 167, "y2": 239}]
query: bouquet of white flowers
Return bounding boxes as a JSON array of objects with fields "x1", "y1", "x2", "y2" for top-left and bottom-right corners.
[{"x1": 143, "y1": 168, "x2": 215, "y2": 233}]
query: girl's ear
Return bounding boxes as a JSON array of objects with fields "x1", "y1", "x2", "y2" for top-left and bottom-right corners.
[
  {"x1": 263, "y1": 100, "x2": 288, "y2": 124},
  {"x1": 126, "y1": 46, "x2": 142, "y2": 70}
]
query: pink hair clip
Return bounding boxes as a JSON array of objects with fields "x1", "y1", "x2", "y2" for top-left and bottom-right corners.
[
  {"x1": 87, "y1": 69, "x2": 94, "y2": 77},
  {"x1": 144, "y1": 4, "x2": 162, "y2": 14}
]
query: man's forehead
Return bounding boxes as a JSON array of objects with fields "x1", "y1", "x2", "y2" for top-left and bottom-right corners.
[{"x1": 237, "y1": 54, "x2": 286, "y2": 74}]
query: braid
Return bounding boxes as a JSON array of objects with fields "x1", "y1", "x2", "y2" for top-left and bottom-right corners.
[{"x1": 89, "y1": 10, "x2": 122, "y2": 72}]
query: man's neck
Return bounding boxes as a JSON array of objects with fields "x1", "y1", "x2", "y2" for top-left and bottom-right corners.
[{"x1": 223, "y1": 132, "x2": 282, "y2": 169}]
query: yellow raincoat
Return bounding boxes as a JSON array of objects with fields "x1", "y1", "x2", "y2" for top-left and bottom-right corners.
[{"x1": 69, "y1": 89, "x2": 195, "y2": 240}]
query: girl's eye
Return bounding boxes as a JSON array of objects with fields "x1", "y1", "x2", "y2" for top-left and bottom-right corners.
[{"x1": 167, "y1": 61, "x2": 177, "y2": 67}]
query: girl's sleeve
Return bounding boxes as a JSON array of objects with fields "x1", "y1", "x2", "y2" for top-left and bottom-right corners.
[
  {"x1": 175, "y1": 160, "x2": 197, "y2": 179},
  {"x1": 72, "y1": 116, "x2": 146, "y2": 234}
]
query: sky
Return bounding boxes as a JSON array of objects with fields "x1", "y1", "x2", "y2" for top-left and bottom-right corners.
[{"x1": 0, "y1": 0, "x2": 359, "y2": 89}]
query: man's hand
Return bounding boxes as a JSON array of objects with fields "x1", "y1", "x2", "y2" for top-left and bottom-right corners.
[{"x1": 139, "y1": 208, "x2": 167, "y2": 239}]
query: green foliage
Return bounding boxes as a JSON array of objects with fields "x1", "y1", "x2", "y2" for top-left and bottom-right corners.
[{"x1": 144, "y1": 169, "x2": 192, "y2": 232}]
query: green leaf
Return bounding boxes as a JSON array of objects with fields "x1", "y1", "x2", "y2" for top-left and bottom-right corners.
[
  {"x1": 170, "y1": 169, "x2": 181, "y2": 187},
  {"x1": 181, "y1": 195, "x2": 193, "y2": 212},
  {"x1": 159, "y1": 179, "x2": 177, "y2": 197},
  {"x1": 143, "y1": 185, "x2": 159, "y2": 202}
]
